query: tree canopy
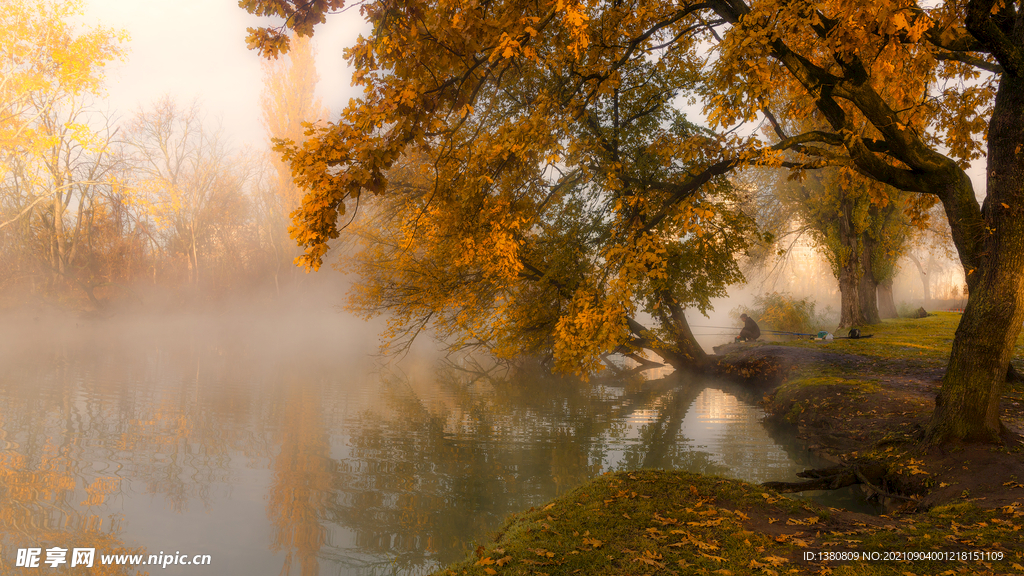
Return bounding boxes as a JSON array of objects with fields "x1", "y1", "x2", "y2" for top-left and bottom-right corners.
[
  {"x1": 242, "y1": 0, "x2": 1024, "y2": 443},
  {"x1": 340, "y1": 48, "x2": 756, "y2": 375}
]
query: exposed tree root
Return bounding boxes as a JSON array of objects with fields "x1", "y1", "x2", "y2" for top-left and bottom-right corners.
[
  {"x1": 712, "y1": 354, "x2": 791, "y2": 387},
  {"x1": 762, "y1": 460, "x2": 917, "y2": 506}
]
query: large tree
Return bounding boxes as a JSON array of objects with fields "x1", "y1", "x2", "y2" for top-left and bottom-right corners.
[
  {"x1": 242, "y1": 0, "x2": 1023, "y2": 444},
  {"x1": 126, "y1": 98, "x2": 250, "y2": 291},
  {"x1": 768, "y1": 166, "x2": 924, "y2": 327},
  {"x1": 340, "y1": 51, "x2": 755, "y2": 374}
]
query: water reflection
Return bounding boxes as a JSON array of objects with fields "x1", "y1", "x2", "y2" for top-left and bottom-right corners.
[
  {"x1": 0, "y1": 314, "x2": 846, "y2": 575},
  {"x1": 0, "y1": 358, "x2": 147, "y2": 575}
]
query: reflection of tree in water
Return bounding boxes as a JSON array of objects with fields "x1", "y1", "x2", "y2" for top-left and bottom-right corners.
[
  {"x1": 611, "y1": 383, "x2": 732, "y2": 477},
  {"x1": 689, "y1": 389, "x2": 794, "y2": 484},
  {"x1": 327, "y1": 367, "x2": 714, "y2": 573},
  {"x1": 687, "y1": 385, "x2": 824, "y2": 485},
  {"x1": 0, "y1": 322, "x2": 817, "y2": 576},
  {"x1": 0, "y1": 423, "x2": 145, "y2": 575},
  {"x1": 266, "y1": 376, "x2": 334, "y2": 576},
  {"x1": 1, "y1": 342, "x2": 247, "y2": 513},
  {"x1": 0, "y1": 333, "x2": 261, "y2": 573}
]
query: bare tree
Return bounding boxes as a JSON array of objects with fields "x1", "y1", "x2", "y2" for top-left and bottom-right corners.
[{"x1": 126, "y1": 98, "x2": 247, "y2": 291}]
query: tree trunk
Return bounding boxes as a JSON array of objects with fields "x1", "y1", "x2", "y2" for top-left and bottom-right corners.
[
  {"x1": 626, "y1": 293, "x2": 709, "y2": 374},
  {"x1": 190, "y1": 224, "x2": 200, "y2": 290},
  {"x1": 877, "y1": 277, "x2": 898, "y2": 319},
  {"x1": 836, "y1": 201, "x2": 873, "y2": 328},
  {"x1": 52, "y1": 193, "x2": 67, "y2": 285},
  {"x1": 661, "y1": 292, "x2": 709, "y2": 371},
  {"x1": 926, "y1": 73, "x2": 1024, "y2": 444},
  {"x1": 837, "y1": 261, "x2": 862, "y2": 329},
  {"x1": 907, "y1": 253, "x2": 930, "y2": 307},
  {"x1": 857, "y1": 232, "x2": 881, "y2": 325}
]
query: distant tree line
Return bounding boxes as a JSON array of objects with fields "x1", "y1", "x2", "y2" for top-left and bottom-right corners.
[{"x1": 0, "y1": 0, "x2": 323, "y2": 309}]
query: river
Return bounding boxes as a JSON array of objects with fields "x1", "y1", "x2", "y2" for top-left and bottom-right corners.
[{"x1": 0, "y1": 309, "x2": 871, "y2": 575}]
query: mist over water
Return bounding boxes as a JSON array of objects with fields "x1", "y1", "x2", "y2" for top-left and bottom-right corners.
[{"x1": 0, "y1": 294, "x2": 870, "y2": 576}]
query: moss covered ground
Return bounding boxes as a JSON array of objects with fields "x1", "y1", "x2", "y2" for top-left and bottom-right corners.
[{"x1": 434, "y1": 470, "x2": 1022, "y2": 575}]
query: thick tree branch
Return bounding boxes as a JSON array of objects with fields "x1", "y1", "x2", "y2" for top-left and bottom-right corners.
[
  {"x1": 966, "y1": 0, "x2": 1024, "y2": 76},
  {"x1": 934, "y1": 50, "x2": 1005, "y2": 74},
  {"x1": 638, "y1": 158, "x2": 737, "y2": 231}
]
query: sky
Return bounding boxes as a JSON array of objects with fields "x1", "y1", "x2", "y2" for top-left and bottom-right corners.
[{"x1": 82, "y1": 0, "x2": 370, "y2": 149}]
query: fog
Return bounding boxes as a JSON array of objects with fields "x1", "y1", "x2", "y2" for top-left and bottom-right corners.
[{"x1": 0, "y1": 275, "x2": 882, "y2": 576}]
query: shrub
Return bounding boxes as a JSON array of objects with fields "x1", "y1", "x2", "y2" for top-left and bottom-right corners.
[{"x1": 734, "y1": 292, "x2": 833, "y2": 335}]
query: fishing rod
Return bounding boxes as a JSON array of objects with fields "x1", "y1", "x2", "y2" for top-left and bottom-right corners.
[{"x1": 688, "y1": 324, "x2": 818, "y2": 336}]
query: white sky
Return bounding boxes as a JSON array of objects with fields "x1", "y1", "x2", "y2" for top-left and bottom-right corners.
[{"x1": 82, "y1": 0, "x2": 369, "y2": 149}]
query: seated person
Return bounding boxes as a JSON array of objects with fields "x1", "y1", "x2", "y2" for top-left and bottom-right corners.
[{"x1": 736, "y1": 313, "x2": 760, "y2": 342}]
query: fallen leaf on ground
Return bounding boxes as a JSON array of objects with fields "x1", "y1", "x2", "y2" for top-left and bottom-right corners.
[{"x1": 634, "y1": 550, "x2": 665, "y2": 568}]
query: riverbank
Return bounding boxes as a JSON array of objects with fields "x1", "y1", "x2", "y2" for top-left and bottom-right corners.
[
  {"x1": 755, "y1": 312, "x2": 1024, "y2": 509},
  {"x1": 430, "y1": 313, "x2": 1024, "y2": 575}
]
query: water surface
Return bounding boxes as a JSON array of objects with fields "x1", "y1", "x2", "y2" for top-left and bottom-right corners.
[{"x1": 0, "y1": 311, "x2": 861, "y2": 575}]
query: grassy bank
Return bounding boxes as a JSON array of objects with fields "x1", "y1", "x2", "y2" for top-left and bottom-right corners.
[
  {"x1": 433, "y1": 470, "x2": 1021, "y2": 575},
  {"x1": 430, "y1": 313, "x2": 1024, "y2": 575},
  {"x1": 777, "y1": 312, "x2": 1024, "y2": 371}
]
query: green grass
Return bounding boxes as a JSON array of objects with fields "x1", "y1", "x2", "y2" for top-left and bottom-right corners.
[
  {"x1": 778, "y1": 312, "x2": 963, "y2": 365},
  {"x1": 769, "y1": 311, "x2": 1024, "y2": 417},
  {"x1": 432, "y1": 470, "x2": 1021, "y2": 576},
  {"x1": 774, "y1": 311, "x2": 1024, "y2": 370}
]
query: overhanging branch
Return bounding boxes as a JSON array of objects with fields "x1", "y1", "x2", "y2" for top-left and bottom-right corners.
[{"x1": 934, "y1": 50, "x2": 1004, "y2": 74}]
